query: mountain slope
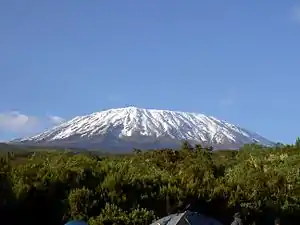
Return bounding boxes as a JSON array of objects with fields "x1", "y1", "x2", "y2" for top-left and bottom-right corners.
[{"x1": 12, "y1": 107, "x2": 274, "y2": 151}]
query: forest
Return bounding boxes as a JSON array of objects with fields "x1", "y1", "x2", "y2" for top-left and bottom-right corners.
[{"x1": 0, "y1": 140, "x2": 300, "y2": 225}]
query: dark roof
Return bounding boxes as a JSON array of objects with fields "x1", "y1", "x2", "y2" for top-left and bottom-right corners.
[{"x1": 150, "y1": 211, "x2": 223, "y2": 225}]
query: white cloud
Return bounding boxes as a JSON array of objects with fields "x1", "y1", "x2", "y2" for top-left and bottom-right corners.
[
  {"x1": 0, "y1": 111, "x2": 65, "y2": 134},
  {"x1": 291, "y1": 5, "x2": 300, "y2": 23},
  {"x1": 48, "y1": 115, "x2": 65, "y2": 125},
  {"x1": 0, "y1": 111, "x2": 40, "y2": 133}
]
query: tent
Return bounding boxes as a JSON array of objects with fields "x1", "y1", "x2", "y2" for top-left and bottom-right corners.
[
  {"x1": 150, "y1": 211, "x2": 223, "y2": 225},
  {"x1": 65, "y1": 220, "x2": 88, "y2": 225}
]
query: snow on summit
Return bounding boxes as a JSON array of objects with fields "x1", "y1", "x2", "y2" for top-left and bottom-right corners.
[{"x1": 14, "y1": 107, "x2": 274, "y2": 151}]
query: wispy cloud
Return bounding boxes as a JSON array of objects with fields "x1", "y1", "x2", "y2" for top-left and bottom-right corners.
[
  {"x1": 0, "y1": 111, "x2": 65, "y2": 136},
  {"x1": 0, "y1": 111, "x2": 40, "y2": 133},
  {"x1": 291, "y1": 5, "x2": 300, "y2": 23},
  {"x1": 48, "y1": 115, "x2": 65, "y2": 125},
  {"x1": 219, "y1": 90, "x2": 236, "y2": 106}
]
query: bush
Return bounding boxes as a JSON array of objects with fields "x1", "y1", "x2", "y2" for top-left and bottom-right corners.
[{"x1": 0, "y1": 143, "x2": 300, "y2": 225}]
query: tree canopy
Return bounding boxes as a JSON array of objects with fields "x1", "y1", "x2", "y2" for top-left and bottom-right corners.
[{"x1": 0, "y1": 140, "x2": 300, "y2": 225}]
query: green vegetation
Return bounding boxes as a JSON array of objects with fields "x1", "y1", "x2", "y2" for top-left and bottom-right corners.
[{"x1": 0, "y1": 140, "x2": 300, "y2": 225}]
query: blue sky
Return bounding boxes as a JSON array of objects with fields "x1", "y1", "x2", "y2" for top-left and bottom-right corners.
[{"x1": 0, "y1": 0, "x2": 299, "y2": 143}]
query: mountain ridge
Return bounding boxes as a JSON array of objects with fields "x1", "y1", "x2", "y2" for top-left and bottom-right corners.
[{"x1": 12, "y1": 106, "x2": 274, "y2": 151}]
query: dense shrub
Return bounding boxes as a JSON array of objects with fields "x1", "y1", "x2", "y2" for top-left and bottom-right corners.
[{"x1": 0, "y1": 142, "x2": 300, "y2": 225}]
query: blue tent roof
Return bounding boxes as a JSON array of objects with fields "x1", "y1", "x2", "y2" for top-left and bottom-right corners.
[
  {"x1": 65, "y1": 220, "x2": 88, "y2": 225},
  {"x1": 150, "y1": 211, "x2": 223, "y2": 225}
]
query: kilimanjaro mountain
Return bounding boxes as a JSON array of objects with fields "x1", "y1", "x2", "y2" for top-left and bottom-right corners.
[{"x1": 12, "y1": 107, "x2": 274, "y2": 152}]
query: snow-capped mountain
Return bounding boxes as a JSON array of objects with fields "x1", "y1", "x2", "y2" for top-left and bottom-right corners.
[{"x1": 12, "y1": 107, "x2": 274, "y2": 151}]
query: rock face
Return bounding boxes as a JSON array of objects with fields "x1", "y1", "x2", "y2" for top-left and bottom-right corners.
[{"x1": 12, "y1": 107, "x2": 274, "y2": 152}]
